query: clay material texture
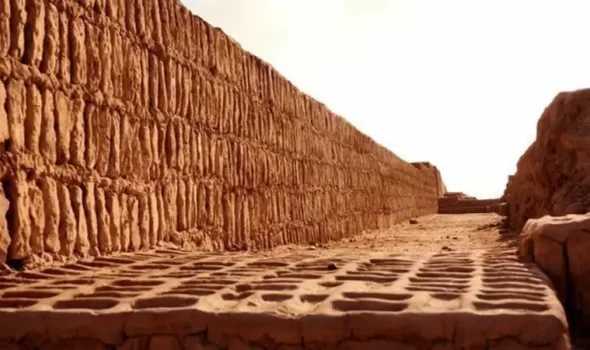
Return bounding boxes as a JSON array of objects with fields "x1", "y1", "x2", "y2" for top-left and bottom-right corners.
[
  {"x1": 0, "y1": 214, "x2": 570, "y2": 349},
  {"x1": 505, "y1": 89, "x2": 590, "y2": 230},
  {"x1": 0, "y1": 0, "x2": 443, "y2": 264},
  {"x1": 519, "y1": 213, "x2": 590, "y2": 330}
]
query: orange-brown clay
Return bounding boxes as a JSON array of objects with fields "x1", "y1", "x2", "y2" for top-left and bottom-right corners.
[
  {"x1": 0, "y1": 214, "x2": 572, "y2": 349},
  {"x1": 0, "y1": 0, "x2": 443, "y2": 267}
]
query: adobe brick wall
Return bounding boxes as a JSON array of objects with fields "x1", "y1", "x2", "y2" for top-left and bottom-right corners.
[{"x1": 0, "y1": 0, "x2": 441, "y2": 263}]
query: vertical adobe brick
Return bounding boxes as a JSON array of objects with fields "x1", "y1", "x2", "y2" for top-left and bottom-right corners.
[
  {"x1": 39, "y1": 177, "x2": 59, "y2": 254},
  {"x1": 24, "y1": 84, "x2": 42, "y2": 155},
  {"x1": 95, "y1": 187, "x2": 111, "y2": 254},
  {"x1": 40, "y1": 3, "x2": 58, "y2": 75},
  {"x1": 9, "y1": 0, "x2": 26, "y2": 60},
  {"x1": 208, "y1": 134, "x2": 216, "y2": 178},
  {"x1": 54, "y1": 90, "x2": 72, "y2": 164},
  {"x1": 157, "y1": 58, "x2": 168, "y2": 112},
  {"x1": 148, "y1": 53, "x2": 159, "y2": 110},
  {"x1": 69, "y1": 96, "x2": 85, "y2": 166},
  {"x1": 0, "y1": 0, "x2": 9, "y2": 57},
  {"x1": 118, "y1": 193, "x2": 130, "y2": 251},
  {"x1": 156, "y1": 186, "x2": 166, "y2": 242},
  {"x1": 6, "y1": 174, "x2": 30, "y2": 259},
  {"x1": 111, "y1": 28, "x2": 123, "y2": 98},
  {"x1": 69, "y1": 185, "x2": 89, "y2": 257},
  {"x1": 57, "y1": 12, "x2": 69, "y2": 83},
  {"x1": 166, "y1": 58, "x2": 176, "y2": 114},
  {"x1": 0, "y1": 81, "x2": 9, "y2": 145},
  {"x1": 119, "y1": 114, "x2": 134, "y2": 176},
  {"x1": 28, "y1": 183, "x2": 44, "y2": 255},
  {"x1": 148, "y1": 192, "x2": 158, "y2": 247},
  {"x1": 140, "y1": 49, "x2": 149, "y2": 108},
  {"x1": 124, "y1": 42, "x2": 141, "y2": 104},
  {"x1": 222, "y1": 191, "x2": 236, "y2": 248},
  {"x1": 159, "y1": 0, "x2": 170, "y2": 48},
  {"x1": 176, "y1": 63, "x2": 184, "y2": 116},
  {"x1": 23, "y1": 0, "x2": 44, "y2": 67},
  {"x1": 186, "y1": 178, "x2": 195, "y2": 228},
  {"x1": 150, "y1": 0, "x2": 162, "y2": 44},
  {"x1": 93, "y1": 0, "x2": 105, "y2": 14},
  {"x1": 135, "y1": 0, "x2": 146, "y2": 38},
  {"x1": 39, "y1": 88, "x2": 56, "y2": 162},
  {"x1": 142, "y1": 0, "x2": 153, "y2": 40},
  {"x1": 211, "y1": 184, "x2": 222, "y2": 229},
  {"x1": 116, "y1": 0, "x2": 125, "y2": 26},
  {"x1": 138, "y1": 194, "x2": 149, "y2": 250},
  {"x1": 168, "y1": 2, "x2": 178, "y2": 52},
  {"x1": 130, "y1": 123, "x2": 143, "y2": 177},
  {"x1": 57, "y1": 181, "x2": 76, "y2": 257},
  {"x1": 165, "y1": 122, "x2": 177, "y2": 169},
  {"x1": 188, "y1": 128, "x2": 197, "y2": 174},
  {"x1": 139, "y1": 123, "x2": 152, "y2": 180},
  {"x1": 84, "y1": 182, "x2": 99, "y2": 256},
  {"x1": 176, "y1": 178, "x2": 187, "y2": 231},
  {"x1": 0, "y1": 185, "x2": 9, "y2": 262},
  {"x1": 106, "y1": 191, "x2": 121, "y2": 252},
  {"x1": 6, "y1": 79, "x2": 26, "y2": 152},
  {"x1": 175, "y1": 122, "x2": 184, "y2": 171},
  {"x1": 87, "y1": 22, "x2": 102, "y2": 92},
  {"x1": 163, "y1": 180, "x2": 177, "y2": 238},
  {"x1": 84, "y1": 104, "x2": 98, "y2": 169},
  {"x1": 156, "y1": 123, "x2": 166, "y2": 173},
  {"x1": 108, "y1": 110, "x2": 121, "y2": 177},
  {"x1": 124, "y1": 0, "x2": 136, "y2": 34},
  {"x1": 196, "y1": 182, "x2": 206, "y2": 226},
  {"x1": 195, "y1": 129, "x2": 204, "y2": 176},
  {"x1": 149, "y1": 122, "x2": 159, "y2": 178},
  {"x1": 105, "y1": 0, "x2": 119, "y2": 22},
  {"x1": 70, "y1": 17, "x2": 86, "y2": 85},
  {"x1": 129, "y1": 195, "x2": 140, "y2": 250}
]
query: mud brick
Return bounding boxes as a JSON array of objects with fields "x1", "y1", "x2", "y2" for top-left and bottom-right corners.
[
  {"x1": 88, "y1": 22, "x2": 103, "y2": 93},
  {"x1": 69, "y1": 185, "x2": 89, "y2": 257}
]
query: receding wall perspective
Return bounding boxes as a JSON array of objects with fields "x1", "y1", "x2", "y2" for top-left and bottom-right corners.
[{"x1": 0, "y1": 0, "x2": 443, "y2": 263}]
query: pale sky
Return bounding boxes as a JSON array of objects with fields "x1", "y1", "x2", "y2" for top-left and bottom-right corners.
[{"x1": 182, "y1": 0, "x2": 590, "y2": 199}]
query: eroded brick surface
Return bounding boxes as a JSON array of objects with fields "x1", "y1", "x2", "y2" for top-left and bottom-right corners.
[
  {"x1": 0, "y1": 248, "x2": 569, "y2": 349},
  {"x1": 0, "y1": 0, "x2": 442, "y2": 264}
]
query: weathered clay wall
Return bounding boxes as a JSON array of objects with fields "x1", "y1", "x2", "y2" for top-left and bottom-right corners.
[
  {"x1": 504, "y1": 88, "x2": 590, "y2": 230},
  {"x1": 0, "y1": 0, "x2": 441, "y2": 264}
]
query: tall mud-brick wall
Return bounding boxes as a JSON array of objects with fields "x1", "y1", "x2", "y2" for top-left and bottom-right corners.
[{"x1": 0, "y1": 0, "x2": 442, "y2": 264}]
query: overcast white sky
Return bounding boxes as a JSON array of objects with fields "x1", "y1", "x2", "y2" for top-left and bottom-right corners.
[{"x1": 182, "y1": 0, "x2": 590, "y2": 199}]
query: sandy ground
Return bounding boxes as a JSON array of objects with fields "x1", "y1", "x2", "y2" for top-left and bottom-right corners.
[{"x1": 275, "y1": 213, "x2": 517, "y2": 255}]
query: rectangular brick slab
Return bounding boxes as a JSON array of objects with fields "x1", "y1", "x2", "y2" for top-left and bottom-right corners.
[{"x1": 0, "y1": 249, "x2": 569, "y2": 349}]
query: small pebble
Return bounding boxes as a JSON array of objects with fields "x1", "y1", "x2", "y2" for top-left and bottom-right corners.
[{"x1": 327, "y1": 263, "x2": 338, "y2": 271}]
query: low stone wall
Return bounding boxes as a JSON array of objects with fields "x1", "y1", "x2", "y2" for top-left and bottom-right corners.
[
  {"x1": 0, "y1": 0, "x2": 441, "y2": 265},
  {"x1": 438, "y1": 193, "x2": 502, "y2": 214}
]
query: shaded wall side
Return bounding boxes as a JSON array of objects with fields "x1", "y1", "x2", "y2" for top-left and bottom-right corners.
[
  {"x1": 0, "y1": 0, "x2": 439, "y2": 262},
  {"x1": 504, "y1": 89, "x2": 590, "y2": 230}
]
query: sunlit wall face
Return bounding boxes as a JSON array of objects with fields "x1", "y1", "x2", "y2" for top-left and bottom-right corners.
[{"x1": 183, "y1": 0, "x2": 590, "y2": 199}]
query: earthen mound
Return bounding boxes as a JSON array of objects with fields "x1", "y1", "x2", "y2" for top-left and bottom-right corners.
[{"x1": 505, "y1": 88, "x2": 590, "y2": 230}]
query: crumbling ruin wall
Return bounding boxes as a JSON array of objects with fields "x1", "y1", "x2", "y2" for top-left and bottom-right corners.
[
  {"x1": 504, "y1": 88, "x2": 590, "y2": 231},
  {"x1": 0, "y1": 0, "x2": 441, "y2": 264}
]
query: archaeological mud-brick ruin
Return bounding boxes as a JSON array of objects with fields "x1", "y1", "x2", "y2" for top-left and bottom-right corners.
[{"x1": 0, "y1": 0, "x2": 588, "y2": 349}]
